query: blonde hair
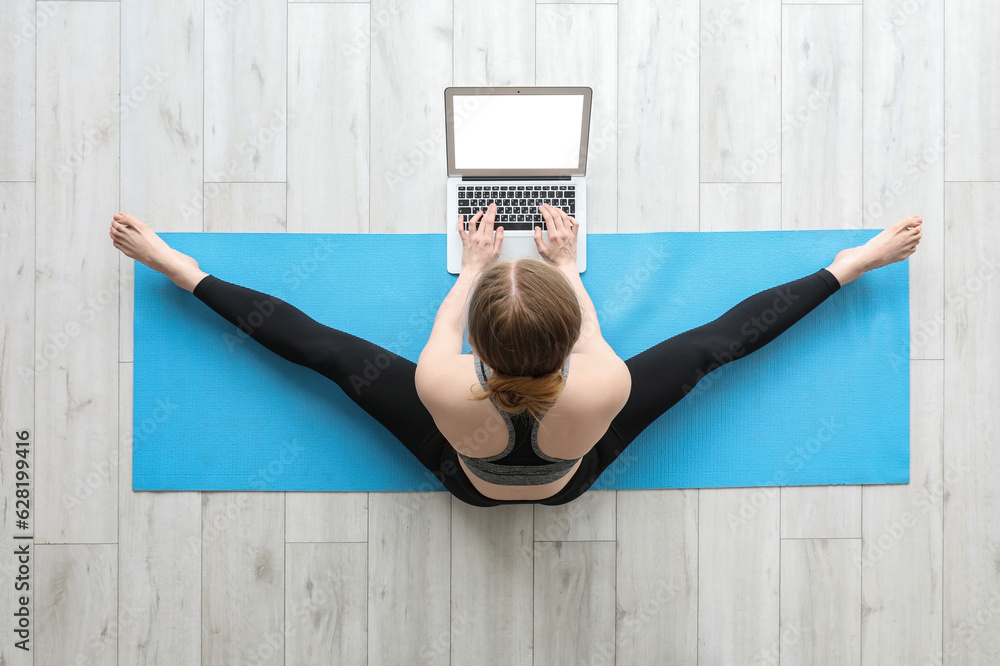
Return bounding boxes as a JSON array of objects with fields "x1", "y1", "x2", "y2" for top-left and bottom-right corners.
[{"x1": 467, "y1": 259, "x2": 582, "y2": 420}]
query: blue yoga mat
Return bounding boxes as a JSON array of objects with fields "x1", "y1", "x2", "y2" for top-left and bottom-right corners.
[{"x1": 133, "y1": 231, "x2": 909, "y2": 492}]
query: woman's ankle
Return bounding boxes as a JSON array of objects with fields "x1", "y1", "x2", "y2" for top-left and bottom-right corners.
[
  {"x1": 826, "y1": 249, "x2": 864, "y2": 286},
  {"x1": 169, "y1": 265, "x2": 209, "y2": 293}
]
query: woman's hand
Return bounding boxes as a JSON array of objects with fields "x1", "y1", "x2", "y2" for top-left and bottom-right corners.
[
  {"x1": 534, "y1": 203, "x2": 579, "y2": 268},
  {"x1": 458, "y1": 203, "x2": 504, "y2": 272}
]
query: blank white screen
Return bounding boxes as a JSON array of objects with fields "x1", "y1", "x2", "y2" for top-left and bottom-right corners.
[{"x1": 453, "y1": 94, "x2": 584, "y2": 170}]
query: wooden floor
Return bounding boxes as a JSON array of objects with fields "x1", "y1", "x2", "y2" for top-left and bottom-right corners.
[{"x1": 1, "y1": 0, "x2": 998, "y2": 663}]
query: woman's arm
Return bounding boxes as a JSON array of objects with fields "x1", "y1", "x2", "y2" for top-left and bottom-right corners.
[
  {"x1": 417, "y1": 266, "x2": 482, "y2": 363},
  {"x1": 557, "y1": 260, "x2": 615, "y2": 356}
]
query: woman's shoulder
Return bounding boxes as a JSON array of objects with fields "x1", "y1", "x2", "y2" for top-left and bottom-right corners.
[
  {"x1": 534, "y1": 352, "x2": 631, "y2": 458},
  {"x1": 546, "y1": 352, "x2": 631, "y2": 425}
]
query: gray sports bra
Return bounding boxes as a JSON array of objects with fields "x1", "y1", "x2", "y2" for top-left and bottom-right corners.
[{"x1": 457, "y1": 352, "x2": 581, "y2": 486}]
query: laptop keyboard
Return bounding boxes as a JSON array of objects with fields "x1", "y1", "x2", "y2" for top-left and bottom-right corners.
[{"x1": 458, "y1": 184, "x2": 576, "y2": 232}]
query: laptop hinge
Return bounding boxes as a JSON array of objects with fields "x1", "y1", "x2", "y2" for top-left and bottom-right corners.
[{"x1": 461, "y1": 175, "x2": 572, "y2": 181}]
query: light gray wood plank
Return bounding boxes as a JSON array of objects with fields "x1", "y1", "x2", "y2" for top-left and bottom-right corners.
[
  {"x1": 36, "y1": 544, "x2": 117, "y2": 665},
  {"x1": 451, "y1": 501, "x2": 533, "y2": 665},
  {"x1": 779, "y1": 5, "x2": 863, "y2": 540},
  {"x1": 35, "y1": 0, "x2": 119, "y2": 544},
  {"x1": 200, "y1": 177, "x2": 371, "y2": 543},
  {"x1": 699, "y1": 488, "x2": 780, "y2": 664},
  {"x1": 861, "y1": 360, "x2": 943, "y2": 665},
  {"x1": 204, "y1": 182, "x2": 286, "y2": 232},
  {"x1": 368, "y1": 493, "x2": 451, "y2": 665},
  {"x1": 287, "y1": 3, "x2": 369, "y2": 233},
  {"x1": 118, "y1": 362, "x2": 202, "y2": 665},
  {"x1": 285, "y1": 543, "x2": 367, "y2": 665},
  {"x1": 121, "y1": 0, "x2": 203, "y2": 225},
  {"x1": 781, "y1": 486, "x2": 861, "y2": 539},
  {"x1": 618, "y1": 0, "x2": 700, "y2": 232},
  {"x1": 864, "y1": 0, "x2": 945, "y2": 361},
  {"x1": 781, "y1": 4, "x2": 862, "y2": 229},
  {"x1": 202, "y1": 492, "x2": 285, "y2": 665},
  {"x1": 119, "y1": 0, "x2": 204, "y2": 365},
  {"x1": 118, "y1": 234, "x2": 135, "y2": 363},
  {"x1": 699, "y1": 183, "x2": 785, "y2": 665},
  {"x1": 942, "y1": 182, "x2": 1000, "y2": 663},
  {"x1": 285, "y1": 493, "x2": 368, "y2": 543},
  {"x1": 700, "y1": 183, "x2": 782, "y2": 231},
  {"x1": 784, "y1": 0, "x2": 859, "y2": 4},
  {"x1": 616, "y1": 490, "x2": 698, "y2": 664},
  {"x1": 454, "y1": 0, "x2": 534, "y2": 86},
  {"x1": 0, "y1": 0, "x2": 36, "y2": 180},
  {"x1": 537, "y1": 3, "x2": 617, "y2": 234},
  {"x1": 0, "y1": 182, "x2": 34, "y2": 666},
  {"x1": 204, "y1": 0, "x2": 286, "y2": 182},
  {"x1": 779, "y1": 539, "x2": 862, "y2": 665},
  {"x1": 369, "y1": 0, "x2": 451, "y2": 233},
  {"x1": 534, "y1": 541, "x2": 616, "y2": 665},
  {"x1": 944, "y1": 0, "x2": 1000, "y2": 180},
  {"x1": 533, "y1": 490, "x2": 616, "y2": 541},
  {"x1": 700, "y1": 0, "x2": 781, "y2": 183}
]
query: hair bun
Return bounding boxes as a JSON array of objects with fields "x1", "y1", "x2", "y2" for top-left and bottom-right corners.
[{"x1": 481, "y1": 370, "x2": 565, "y2": 420}]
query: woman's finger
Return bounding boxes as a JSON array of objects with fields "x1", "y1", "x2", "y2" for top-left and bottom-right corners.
[
  {"x1": 458, "y1": 214, "x2": 468, "y2": 241},
  {"x1": 553, "y1": 206, "x2": 568, "y2": 229},
  {"x1": 470, "y1": 210, "x2": 484, "y2": 234},
  {"x1": 540, "y1": 203, "x2": 554, "y2": 228},
  {"x1": 483, "y1": 203, "x2": 497, "y2": 234}
]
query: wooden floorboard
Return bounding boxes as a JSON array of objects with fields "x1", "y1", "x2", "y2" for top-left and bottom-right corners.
[{"x1": 9, "y1": 1, "x2": 994, "y2": 662}]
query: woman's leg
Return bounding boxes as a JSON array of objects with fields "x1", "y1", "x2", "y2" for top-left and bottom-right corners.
[
  {"x1": 191, "y1": 274, "x2": 444, "y2": 466},
  {"x1": 602, "y1": 267, "x2": 842, "y2": 468},
  {"x1": 108, "y1": 212, "x2": 449, "y2": 479},
  {"x1": 538, "y1": 268, "x2": 840, "y2": 506},
  {"x1": 602, "y1": 212, "x2": 923, "y2": 460}
]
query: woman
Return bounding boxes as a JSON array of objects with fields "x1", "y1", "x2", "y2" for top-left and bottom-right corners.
[{"x1": 109, "y1": 204, "x2": 922, "y2": 507}]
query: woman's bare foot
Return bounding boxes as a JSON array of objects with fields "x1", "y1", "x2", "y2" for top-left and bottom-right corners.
[
  {"x1": 826, "y1": 215, "x2": 923, "y2": 286},
  {"x1": 109, "y1": 212, "x2": 208, "y2": 292}
]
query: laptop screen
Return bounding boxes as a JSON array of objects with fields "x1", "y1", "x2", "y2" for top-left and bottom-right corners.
[{"x1": 445, "y1": 88, "x2": 592, "y2": 177}]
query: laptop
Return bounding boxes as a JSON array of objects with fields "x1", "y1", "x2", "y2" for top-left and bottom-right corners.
[{"x1": 445, "y1": 87, "x2": 593, "y2": 274}]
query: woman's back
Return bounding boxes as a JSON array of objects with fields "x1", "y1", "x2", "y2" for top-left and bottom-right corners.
[{"x1": 417, "y1": 350, "x2": 631, "y2": 501}]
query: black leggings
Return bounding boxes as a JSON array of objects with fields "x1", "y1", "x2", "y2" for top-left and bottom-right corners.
[{"x1": 192, "y1": 267, "x2": 841, "y2": 507}]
